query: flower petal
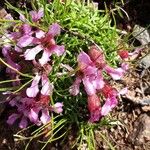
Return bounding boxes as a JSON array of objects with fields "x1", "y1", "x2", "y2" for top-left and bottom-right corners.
[
  {"x1": 53, "y1": 102, "x2": 63, "y2": 113},
  {"x1": 40, "y1": 109, "x2": 50, "y2": 124},
  {"x1": 30, "y1": 9, "x2": 44, "y2": 22},
  {"x1": 50, "y1": 45, "x2": 65, "y2": 56},
  {"x1": 39, "y1": 50, "x2": 52, "y2": 66},
  {"x1": 82, "y1": 77, "x2": 96, "y2": 95},
  {"x1": 7, "y1": 113, "x2": 20, "y2": 125},
  {"x1": 24, "y1": 45, "x2": 43, "y2": 60},
  {"x1": 21, "y1": 24, "x2": 32, "y2": 35},
  {"x1": 48, "y1": 23, "x2": 61, "y2": 36},
  {"x1": 101, "y1": 97, "x2": 118, "y2": 116},
  {"x1": 28, "y1": 108, "x2": 40, "y2": 123},
  {"x1": 26, "y1": 74, "x2": 41, "y2": 97},
  {"x1": 35, "y1": 30, "x2": 45, "y2": 38},
  {"x1": 104, "y1": 65, "x2": 124, "y2": 80},
  {"x1": 17, "y1": 35, "x2": 34, "y2": 47},
  {"x1": 78, "y1": 51, "x2": 93, "y2": 70},
  {"x1": 69, "y1": 76, "x2": 82, "y2": 96},
  {"x1": 91, "y1": 71, "x2": 105, "y2": 90},
  {"x1": 41, "y1": 75, "x2": 54, "y2": 96}
]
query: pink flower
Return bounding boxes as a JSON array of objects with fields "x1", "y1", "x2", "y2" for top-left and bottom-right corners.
[
  {"x1": 29, "y1": 9, "x2": 44, "y2": 22},
  {"x1": 70, "y1": 51, "x2": 104, "y2": 96},
  {"x1": 7, "y1": 95, "x2": 53, "y2": 128},
  {"x1": 24, "y1": 23, "x2": 65, "y2": 65}
]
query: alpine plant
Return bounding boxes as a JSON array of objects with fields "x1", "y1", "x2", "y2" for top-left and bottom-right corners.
[{"x1": 0, "y1": 8, "x2": 131, "y2": 128}]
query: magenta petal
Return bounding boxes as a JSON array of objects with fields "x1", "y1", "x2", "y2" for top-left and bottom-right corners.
[
  {"x1": 104, "y1": 65, "x2": 124, "y2": 80},
  {"x1": 24, "y1": 45, "x2": 43, "y2": 60},
  {"x1": 101, "y1": 97, "x2": 118, "y2": 116},
  {"x1": 69, "y1": 76, "x2": 82, "y2": 96},
  {"x1": 48, "y1": 23, "x2": 61, "y2": 36},
  {"x1": 82, "y1": 77, "x2": 96, "y2": 95},
  {"x1": 40, "y1": 109, "x2": 50, "y2": 124},
  {"x1": 35, "y1": 30, "x2": 45, "y2": 38},
  {"x1": 7, "y1": 113, "x2": 20, "y2": 125},
  {"x1": 17, "y1": 35, "x2": 34, "y2": 47},
  {"x1": 15, "y1": 45, "x2": 22, "y2": 52},
  {"x1": 26, "y1": 74, "x2": 41, "y2": 97},
  {"x1": 30, "y1": 9, "x2": 44, "y2": 22},
  {"x1": 39, "y1": 50, "x2": 52, "y2": 66},
  {"x1": 28, "y1": 108, "x2": 40, "y2": 124},
  {"x1": 21, "y1": 24, "x2": 32, "y2": 35},
  {"x1": 78, "y1": 51, "x2": 93, "y2": 67},
  {"x1": 51, "y1": 45, "x2": 65, "y2": 56},
  {"x1": 19, "y1": 116, "x2": 28, "y2": 128},
  {"x1": 53, "y1": 102, "x2": 63, "y2": 113},
  {"x1": 41, "y1": 75, "x2": 54, "y2": 96},
  {"x1": 84, "y1": 66, "x2": 97, "y2": 76},
  {"x1": 92, "y1": 74, "x2": 105, "y2": 90}
]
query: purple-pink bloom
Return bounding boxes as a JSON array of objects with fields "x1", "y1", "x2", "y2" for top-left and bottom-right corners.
[
  {"x1": 28, "y1": 108, "x2": 41, "y2": 125},
  {"x1": 70, "y1": 51, "x2": 104, "y2": 96},
  {"x1": 29, "y1": 9, "x2": 44, "y2": 22},
  {"x1": 24, "y1": 23, "x2": 65, "y2": 66},
  {"x1": 7, "y1": 95, "x2": 53, "y2": 128}
]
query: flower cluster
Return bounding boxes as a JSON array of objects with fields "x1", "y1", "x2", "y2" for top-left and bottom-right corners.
[
  {"x1": 69, "y1": 46, "x2": 127, "y2": 122},
  {"x1": 1, "y1": 8, "x2": 130, "y2": 128},
  {"x1": 1, "y1": 9, "x2": 64, "y2": 128}
]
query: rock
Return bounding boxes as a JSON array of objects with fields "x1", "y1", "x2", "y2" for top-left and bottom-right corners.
[
  {"x1": 139, "y1": 53, "x2": 150, "y2": 70},
  {"x1": 132, "y1": 25, "x2": 150, "y2": 45},
  {"x1": 128, "y1": 114, "x2": 150, "y2": 146}
]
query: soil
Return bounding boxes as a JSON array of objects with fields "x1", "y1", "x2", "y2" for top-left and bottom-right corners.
[{"x1": 0, "y1": 0, "x2": 150, "y2": 150}]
